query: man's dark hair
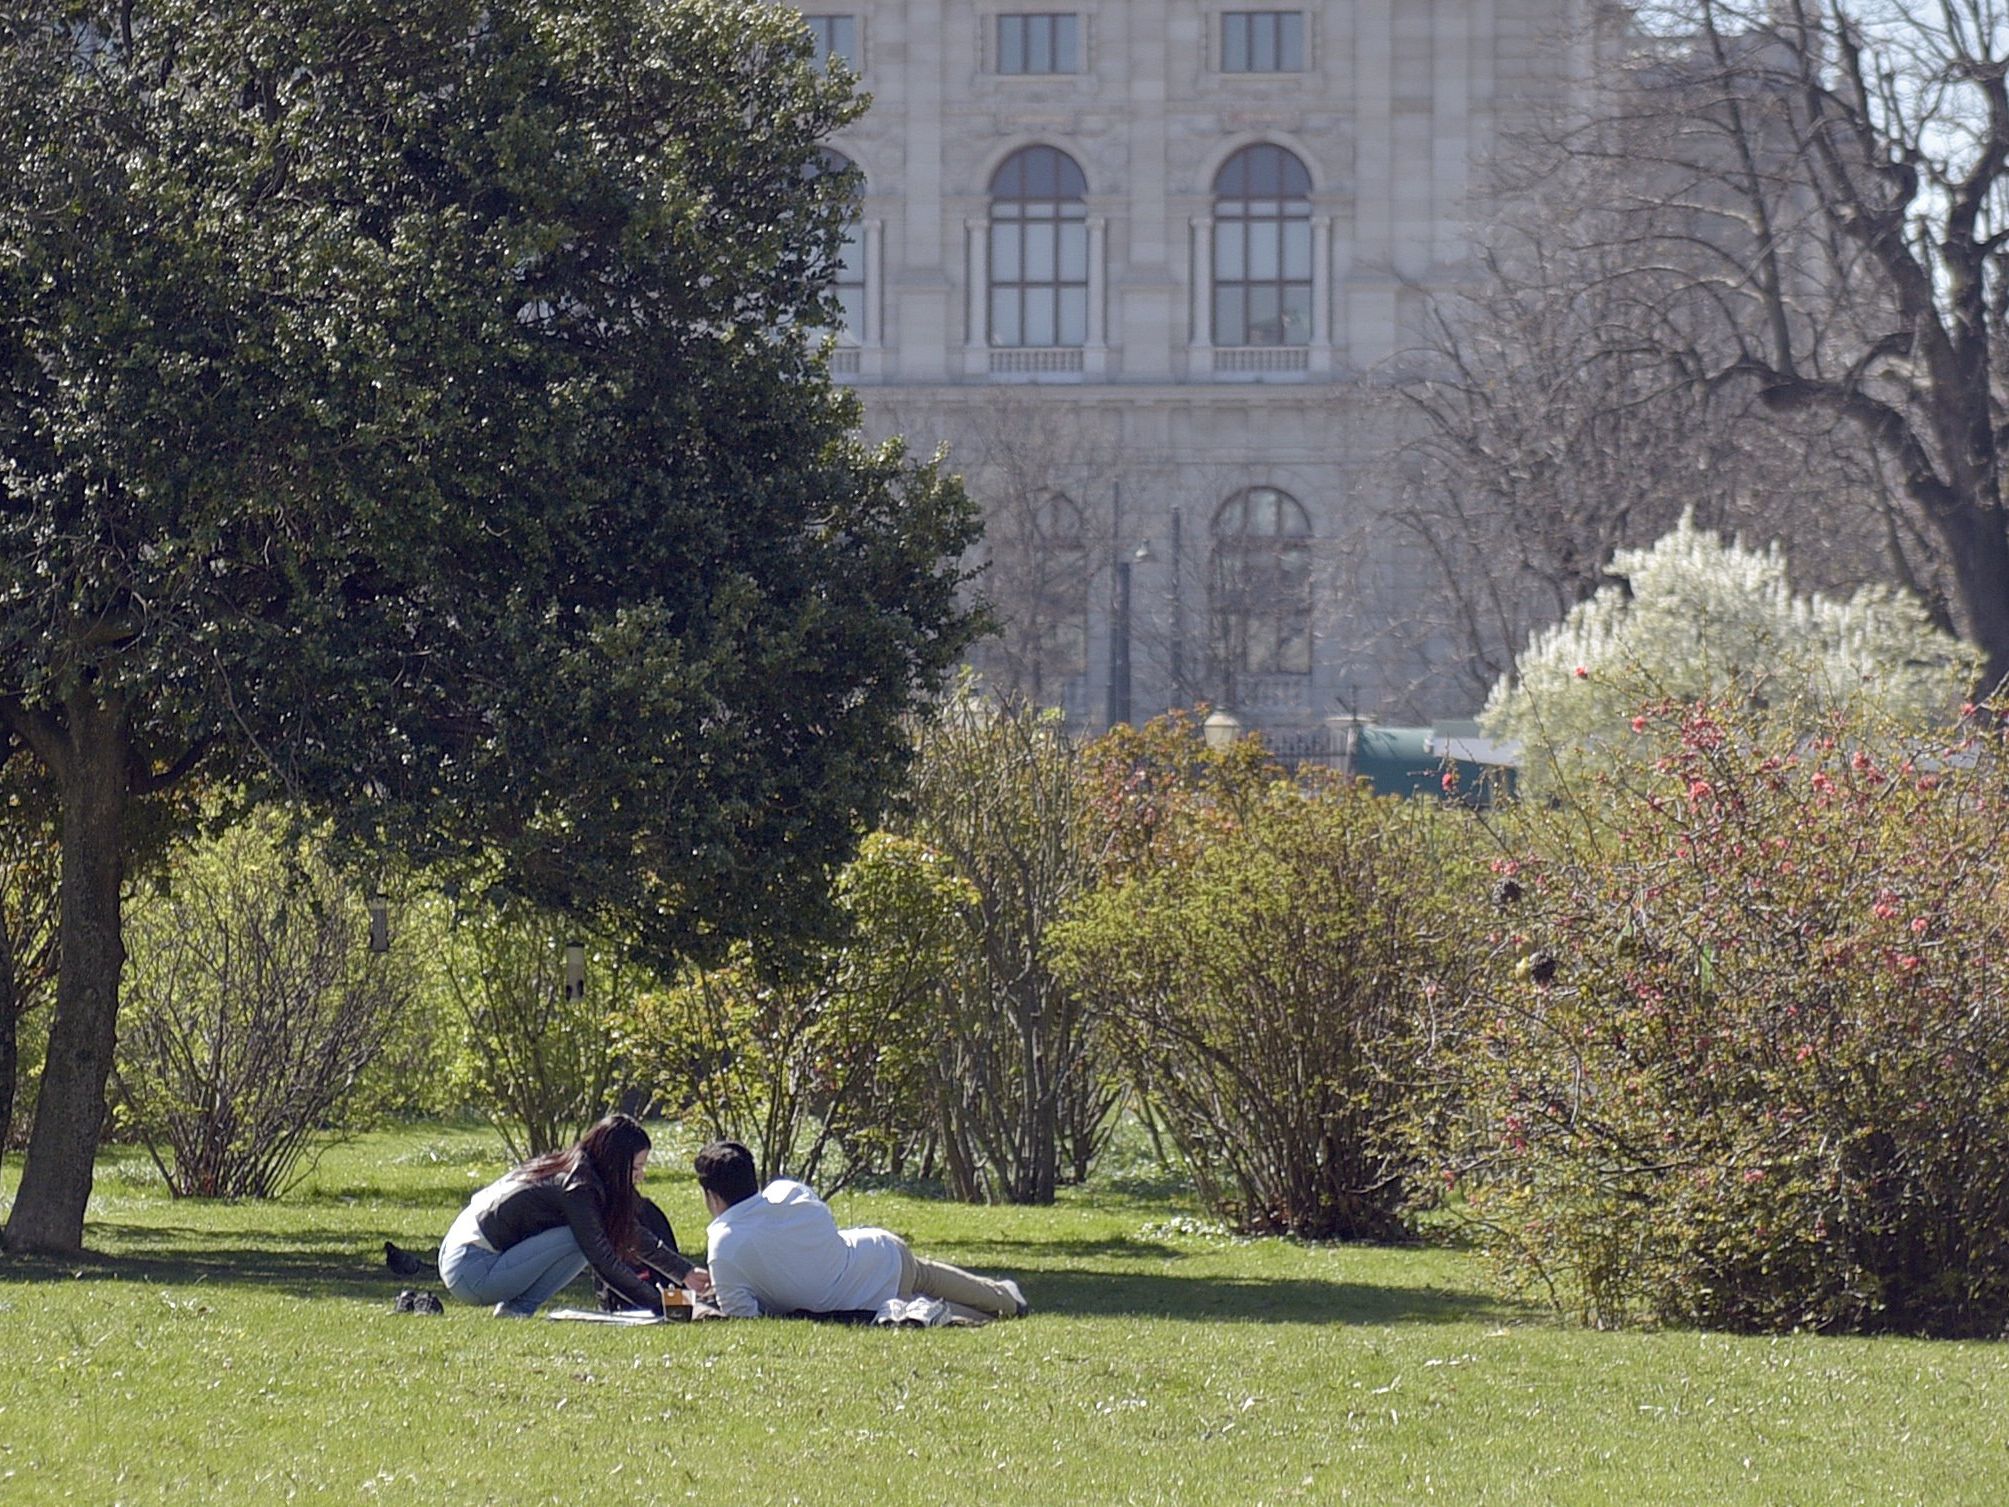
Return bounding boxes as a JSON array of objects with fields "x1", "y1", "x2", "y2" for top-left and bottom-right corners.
[{"x1": 693, "y1": 1140, "x2": 759, "y2": 1207}]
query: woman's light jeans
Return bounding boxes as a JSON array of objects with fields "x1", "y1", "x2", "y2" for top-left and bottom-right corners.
[{"x1": 438, "y1": 1203, "x2": 588, "y2": 1317}]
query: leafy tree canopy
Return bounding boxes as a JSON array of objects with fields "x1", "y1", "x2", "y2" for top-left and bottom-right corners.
[{"x1": 0, "y1": 0, "x2": 979, "y2": 1251}]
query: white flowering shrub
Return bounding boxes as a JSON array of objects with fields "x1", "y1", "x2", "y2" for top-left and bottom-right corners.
[{"x1": 1484, "y1": 513, "x2": 1976, "y2": 780}]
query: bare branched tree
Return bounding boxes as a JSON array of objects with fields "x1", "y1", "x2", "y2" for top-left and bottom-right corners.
[
  {"x1": 878, "y1": 394, "x2": 1122, "y2": 718},
  {"x1": 1455, "y1": 0, "x2": 2009, "y2": 688},
  {"x1": 1378, "y1": 0, "x2": 1982, "y2": 704}
]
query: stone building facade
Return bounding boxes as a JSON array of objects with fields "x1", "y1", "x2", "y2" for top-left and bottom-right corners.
[{"x1": 808, "y1": 0, "x2": 1592, "y2": 743}]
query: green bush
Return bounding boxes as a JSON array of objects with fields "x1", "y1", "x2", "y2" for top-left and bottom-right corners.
[
  {"x1": 114, "y1": 814, "x2": 418, "y2": 1197},
  {"x1": 899, "y1": 693, "x2": 1114, "y2": 1202},
  {"x1": 624, "y1": 832, "x2": 969, "y2": 1190},
  {"x1": 1053, "y1": 750, "x2": 1483, "y2": 1242},
  {"x1": 1452, "y1": 692, "x2": 2009, "y2": 1335},
  {"x1": 441, "y1": 898, "x2": 642, "y2": 1160}
]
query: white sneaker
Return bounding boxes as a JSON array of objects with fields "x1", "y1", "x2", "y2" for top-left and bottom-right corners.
[
  {"x1": 492, "y1": 1301, "x2": 535, "y2": 1319},
  {"x1": 999, "y1": 1279, "x2": 1029, "y2": 1318}
]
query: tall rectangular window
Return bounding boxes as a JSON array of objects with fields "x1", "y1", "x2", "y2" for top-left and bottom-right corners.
[
  {"x1": 805, "y1": 14, "x2": 857, "y2": 68},
  {"x1": 996, "y1": 14, "x2": 1081, "y2": 75},
  {"x1": 1220, "y1": 11, "x2": 1305, "y2": 73}
]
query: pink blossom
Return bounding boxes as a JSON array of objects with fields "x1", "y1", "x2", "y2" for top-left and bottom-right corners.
[
  {"x1": 1631, "y1": 715, "x2": 1648, "y2": 734},
  {"x1": 1573, "y1": 665, "x2": 1588, "y2": 679},
  {"x1": 1910, "y1": 916, "x2": 1930, "y2": 935}
]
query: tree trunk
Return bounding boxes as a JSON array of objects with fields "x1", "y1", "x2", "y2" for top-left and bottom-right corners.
[
  {"x1": 0, "y1": 917, "x2": 18, "y2": 1180},
  {"x1": 3, "y1": 703, "x2": 128, "y2": 1255},
  {"x1": 1937, "y1": 505, "x2": 2009, "y2": 695}
]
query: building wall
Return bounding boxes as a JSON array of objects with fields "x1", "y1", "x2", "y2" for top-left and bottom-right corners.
[{"x1": 811, "y1": 0, "x2": 1590, "y2": 733}]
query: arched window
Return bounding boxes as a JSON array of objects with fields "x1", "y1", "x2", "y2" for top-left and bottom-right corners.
[
  {"x1": 988, "y1": 147, "x2": 1089, "y2": 348},
  {"x1": 1210, "y1": 487, "x2": 1313, "y2": 701},
  {"x1": 816, "y1": 149, "x2": 867, "y2": 342},
  {"x1": 1211, "y1": 145, "x2": 1313, "y2": 347}
]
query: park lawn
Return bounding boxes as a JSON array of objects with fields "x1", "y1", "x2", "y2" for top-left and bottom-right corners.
[{"x1": 2, "y1": 1126, "x2": 2005, "y2": 1507}]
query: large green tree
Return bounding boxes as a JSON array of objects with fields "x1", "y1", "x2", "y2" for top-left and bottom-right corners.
[{"x1": 0, "y1": 0, "x2": 979, "y2": 1253}]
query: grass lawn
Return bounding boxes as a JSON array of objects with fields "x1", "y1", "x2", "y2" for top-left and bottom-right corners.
[{"x1": 2, "y1": 1124, "x2": 2005, "y2": 1506}]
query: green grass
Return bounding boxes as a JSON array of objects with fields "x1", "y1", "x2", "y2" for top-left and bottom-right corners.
[{"x1": 3, "y1": 1126, "x2": 2005, "y2": 1506}]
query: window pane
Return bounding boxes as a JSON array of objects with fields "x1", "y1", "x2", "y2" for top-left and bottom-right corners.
[
  {"x1": 807, "y1": 15, "x2": 858, "y2": 68},
  {"x1": 1222, "y1": 15, "x2": 1248, "y2": 72},
  {"x1": 1252, "y1": 15, "x2": 1277, "y2": 71},
  {"x1": 1058, "y1": 221, "x2": 1087, "y2": 282},
  {"x1": 1279, "y1": 12, "x2": 1304, "y2": 70},
  {"x1": 1282, "y1": 220, "x2": 1311, "y2": 280},
  {"x1": 999, "y1": 16, "x2": 1025, "y2": 72},
  {"x1": 1055, "y1": 14, "x2": 1080, "y2": 72},
  {"x1": 1215, "y1": 286, "x2": 1243, "y2": 345},
  {"x1": 991, "y1": 222, "x2": 1021, "y2": 281},
  {"x1": 991, "y1": 289, "x2": 1020, "y2": 346},
  {"x1": 1029, "y1": 16, "x2": 1052, "y2": 72},
  {"x1": 1025, "y1": 289, "x2": 1056, "y2": 347},
  {"x1": 1027, "y1": 224, "x2": 1056, "y2": 281},
  {"x1": 1282, "y1": 284, "x2": 1312, "y2": 342},
  {"x1": 1214, "y1": 222, "x2": 1244, "y2": 280},
  {"x1": 1022, "y1": 146, "x2": 1055, "y2": 197},
  {"x1": 1059, "y1": 286, "x2": 1087, "y2": 345},
  {"x1": 1248, "y1": 285, "x2": 1281, "y2": 344},
  {"x1": 1247, "y1": 219, "x2": 1279, "y2": 277},
  {"x1": 835, "y1": 287, "x2": 863, "y2": 337},
  {"x1": 1248, "y1": 615, "x2": 1279, "y2": 673}
]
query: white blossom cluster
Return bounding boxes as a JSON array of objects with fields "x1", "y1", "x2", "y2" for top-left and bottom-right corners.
[{"x1": 1483, "y1": 512, "x2": 1978, "y2": 776}]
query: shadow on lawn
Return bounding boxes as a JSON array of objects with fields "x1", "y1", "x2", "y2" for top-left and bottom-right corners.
[
  {"x1": 1021, "y1": 1266, "x2": 1524, "y2": 1325},
  {"x1": 1, "y1": 1224, "x2": 436, "y2": 1303}
]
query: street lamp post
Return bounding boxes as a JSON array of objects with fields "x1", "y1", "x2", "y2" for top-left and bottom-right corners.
[
  {"x1": 1107, "y1": 537, "x2": 1155, "y2": 730},
  {"x1": 1107, "y1": 553, "x2": 1133, "y2": 728}
]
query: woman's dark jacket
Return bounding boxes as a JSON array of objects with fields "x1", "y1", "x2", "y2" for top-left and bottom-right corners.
[{"x1": 469, "y1": 1161, "x2": 693, "y2": 1312}]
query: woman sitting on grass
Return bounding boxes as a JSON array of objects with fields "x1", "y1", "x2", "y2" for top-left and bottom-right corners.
[{"x1": 440, "y1": 1113, "x2": 711, "y2": 1318}]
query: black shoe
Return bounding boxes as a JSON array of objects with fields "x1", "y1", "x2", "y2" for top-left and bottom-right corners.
[
  {"x1": 385, "y1": 1240, "x2": 433, "y2": 1277},
  {"x1": 412, "y1": 1291, "x2": 444, "y2": 1315},
  {"x1": 393, "y1": 1288, "x2": 418, "y2": 1313}
]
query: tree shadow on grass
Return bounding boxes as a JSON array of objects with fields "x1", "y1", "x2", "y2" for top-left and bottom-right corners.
[
  {"x1": 1, "y1": 1224, "x2": 440, "y2": 1303},
  {"x1": 2, "y1": 1220, "x2": 1532, "y2": 1327},
  {"x1": 1019, "y1": 1267, "x2": 1530, "y2": 1326},
  {"x1": 905, "y1": 1231, "x2": 1532, "y2": 1326}
]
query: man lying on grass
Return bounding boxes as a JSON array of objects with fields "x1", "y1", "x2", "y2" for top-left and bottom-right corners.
[{"x1": 693, "y1": 1140, "x2": 1029, "y2": 1321}]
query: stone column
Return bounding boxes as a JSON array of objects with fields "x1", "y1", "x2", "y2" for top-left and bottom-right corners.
[
  {"x1": 1310, "y1": 214, "x2": 1333, "y2": 373},
  {"x1": 1189, "y1": 214, "x2": 1213, "y2": 351},
  {"x1": 964, "y1": 215, "x2": 990, "y2": 375}
]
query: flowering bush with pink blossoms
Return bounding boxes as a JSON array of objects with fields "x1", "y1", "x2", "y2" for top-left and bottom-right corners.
[{"x1": 1448, "y1": 691, "x2": 2009, "y2": 1335}]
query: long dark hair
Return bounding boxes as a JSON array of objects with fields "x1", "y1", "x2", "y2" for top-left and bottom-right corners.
[{"x1": 520, "y1": 1114, "x2": 652, "y2": 1256}]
